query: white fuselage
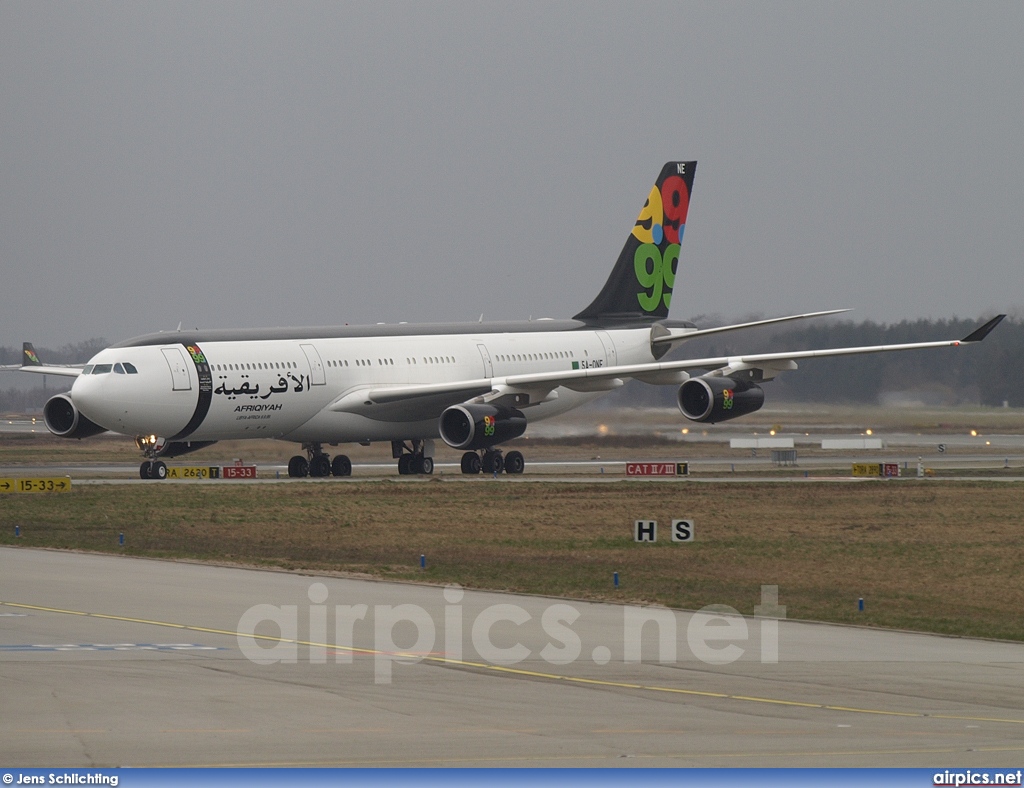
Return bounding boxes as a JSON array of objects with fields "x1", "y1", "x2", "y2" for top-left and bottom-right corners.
[{"x1": 70, "y1": 325, "x2": 657, "y2": 445}]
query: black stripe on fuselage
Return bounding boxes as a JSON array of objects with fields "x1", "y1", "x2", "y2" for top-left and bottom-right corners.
[{"x1": 168, "y1": 343, "x2": 214, "y2": 441}]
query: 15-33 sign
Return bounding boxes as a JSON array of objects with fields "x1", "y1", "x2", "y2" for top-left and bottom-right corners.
[{"x1": 0, "y1": 477, "x2": 72, "y2": 493}]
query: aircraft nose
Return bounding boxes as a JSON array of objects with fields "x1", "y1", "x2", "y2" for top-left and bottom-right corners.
[
  {"x1": 70, "y1": 371, "x2": 118, "y2": 429},
  {"x1": 70, "y1": 360, "x2": 200, "y2": 438}
]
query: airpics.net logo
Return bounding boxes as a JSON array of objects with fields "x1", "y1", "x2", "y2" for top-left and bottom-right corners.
[
  {"x1": 235, "y1": 583, "x2": 786, "y2": 684},
  {"x1": 933, "y1": 771, "x2": 1023, "y2": 786}
]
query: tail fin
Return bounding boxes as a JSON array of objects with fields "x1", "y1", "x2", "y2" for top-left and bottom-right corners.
[
  {"x1": 574, "y1": 161, "x2": 696, "y2": 324},
  {"x1": 22, "y1": 342, "x2": 41, "y2": 366}
]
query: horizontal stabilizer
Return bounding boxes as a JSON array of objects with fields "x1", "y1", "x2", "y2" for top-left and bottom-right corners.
[{"x1": 652, "y1": 309, "x2": 851, "y2": 346}]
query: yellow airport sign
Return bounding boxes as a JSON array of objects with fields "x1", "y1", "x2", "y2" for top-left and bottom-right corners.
[
  {"x1": 164, "y1": 466, "x2": 219, "y2": 480},
  {"x1": 0, "y1": 477, "x2": 72, "y2": 493}
]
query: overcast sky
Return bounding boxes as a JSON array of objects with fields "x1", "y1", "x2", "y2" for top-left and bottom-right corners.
[{"x1": 2, "y1": 1, "x2": 1022, "y2": 348}]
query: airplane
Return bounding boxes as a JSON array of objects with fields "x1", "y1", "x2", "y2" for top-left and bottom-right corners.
[
  {"x1": 6, "y1": 161, "x2": 1005, "y2": 480},
  {"x1": 0, "y1": 342, "x2": 83, "y2": 373}
]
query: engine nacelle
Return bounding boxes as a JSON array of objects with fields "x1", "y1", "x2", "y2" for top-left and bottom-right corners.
[
  {"x1": 677, "y1": 376, "x2": 764, "y2": 423},
  {"x1": 43, "y1": 394, "x2": 108, "y2": 439},
  {"x1": 438, "y1": 404, "x2": 527, "y2": 450}
]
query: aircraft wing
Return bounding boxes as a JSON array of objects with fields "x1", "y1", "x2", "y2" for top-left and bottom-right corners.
[
  {"x1": 505, "y1": 314, "x2": 1005, "y2": 390},
  {"x1": 0, "y1": 363, "x2": 82, "y2": 377},
  {"x1": 13, "y1": 365, "x2": 83, "y2": 378},
  {"x1": 331, "y1": 315, "x2": 1005, "y2": 418}
]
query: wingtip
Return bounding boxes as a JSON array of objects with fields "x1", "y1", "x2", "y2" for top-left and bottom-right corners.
[{"x1": 961, "y1": 314, "x2": 1006, "y2": 343}]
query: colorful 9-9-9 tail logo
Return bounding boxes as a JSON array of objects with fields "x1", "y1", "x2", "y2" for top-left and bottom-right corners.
[{"x1": 632, "y1": 171, "x2": 689, "y2": 312}]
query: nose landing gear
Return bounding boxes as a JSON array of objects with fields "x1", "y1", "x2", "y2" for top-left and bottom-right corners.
[
  {"x1": 138, "y1": 460, "x2": 168, "y2": 479},
  {"x1": 136, "y1": 435, "x2": 169, "y2": 480}
]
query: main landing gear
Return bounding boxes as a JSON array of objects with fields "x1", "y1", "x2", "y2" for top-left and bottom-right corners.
[
  {"x1": 288, "y1": 443, "x2": 352, "y2": 478},
  {"x1": 393, "y1": 440, "x2": 434, "y2": 475},
  {"x1": 460, "y1": 449, "x2": 525, "y2": 475}
]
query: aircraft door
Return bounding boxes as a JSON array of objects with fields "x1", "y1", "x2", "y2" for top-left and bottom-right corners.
[
  {"x1": 300, "y1": 344, "x2": 326, "y2": 385},
  {"x1": 477, "y1": 344, "x2": 493, "y2": 377},
  {"x1": 596, "y1": 331, "x2": 618, "y2": 367},
  {"x1": 161, "y1": 348, "x2": 192, "y2": 391}
]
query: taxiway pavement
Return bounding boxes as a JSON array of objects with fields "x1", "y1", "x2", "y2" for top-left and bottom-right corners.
[{"x1": 2, "y1": 547, "x2": 1023, "y2": 767}]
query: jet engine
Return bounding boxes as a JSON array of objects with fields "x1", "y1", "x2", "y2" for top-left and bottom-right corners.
[
  {"x1": 677, "y1": 376, "x2": 764, "y2": 423},
  {"x1": 438, "y1": 404, "x2": 527, "y2": 450},
  {"x1": 43, "y1": 394, "x2": 108, "y2": 439}
]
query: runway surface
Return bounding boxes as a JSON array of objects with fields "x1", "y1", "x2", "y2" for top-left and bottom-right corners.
[{"x1": 2, "y1": 547, "x2": 1023, "y2": 767}]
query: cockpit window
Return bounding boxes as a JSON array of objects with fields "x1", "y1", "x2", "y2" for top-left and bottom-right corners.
[
  {"x1": 114, "y1": 363, "x2": 125, "y2": 374},
  {"x1": 123, "y1": 362, "x2": 138, "y2": 374},
  {"x1": 93, "y1": 364, "x2": 113, "y2": 374},
  {"x1": 82, "y1": 365, "x2": 94, "y2": 375}
]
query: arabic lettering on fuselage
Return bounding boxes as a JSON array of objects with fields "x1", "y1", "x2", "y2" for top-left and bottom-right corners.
[{"x1": 214, "y1": 373, "x2": 311, "y2": 401}]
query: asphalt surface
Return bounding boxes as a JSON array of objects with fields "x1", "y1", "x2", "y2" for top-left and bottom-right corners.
[{"x1": 2, "y1": 548, "x2": 1023, "y2": 767}]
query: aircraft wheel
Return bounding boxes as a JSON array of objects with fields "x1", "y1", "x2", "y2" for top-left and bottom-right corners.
[
  {"x1": 331, "y1": 455, "x2": 352, "y2": 477},
  {"x1": 504, "y1": 450, "x2": 525, "y2": 475},
  {"x1": 482, "y1": 450, "x2": 504, "y2": 475},
  {"x1": 310, "y1": 455, "x2": 331, "y2": 478},
  {"x1": 460, "y1": 452, "x2": 481, "y2": 474},
  {"x1": 397, "y1": 455, "x2": 413, "y2": 475},
  {"x1": 140, "y1": 461, "x2": 153, "y2": 479},
  {"x1": 288, "y1": 455, "x2": 309, "y2": 478},
  {"x1": 152, "y1": 461, "x2": 167, "y2": 480},
  {"x1": 418, "y1": 456, "x2": 434, "y2": 475}
]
